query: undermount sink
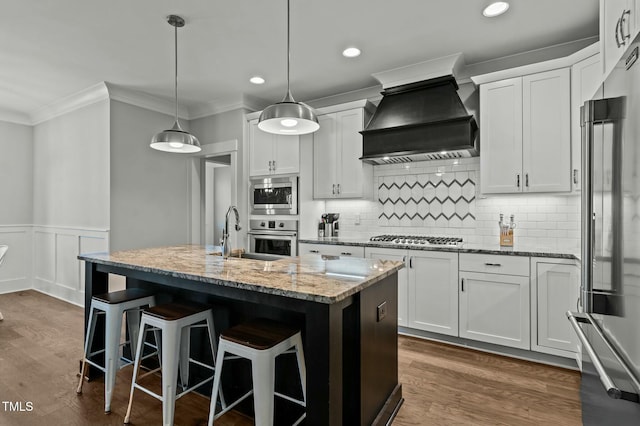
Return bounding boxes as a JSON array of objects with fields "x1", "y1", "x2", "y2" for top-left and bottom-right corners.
[{"x1": 234, "y1": 252, "x2": 286, "y2": 261}]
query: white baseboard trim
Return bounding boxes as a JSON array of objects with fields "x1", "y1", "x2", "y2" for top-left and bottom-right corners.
[
  {"x1": 33, "y1": 278, "x2": 84, "y2": 307},
  {"x1": 0, "y1": 277, "x2": 32, "y2": 294}
]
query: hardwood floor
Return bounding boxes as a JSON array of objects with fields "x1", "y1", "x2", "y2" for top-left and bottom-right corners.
[{"x1": 0, "y1": 291, "x2": 582, "y2": 425}]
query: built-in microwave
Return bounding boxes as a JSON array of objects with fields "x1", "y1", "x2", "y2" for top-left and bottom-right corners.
[{"x1": 250, "y1": 176, "x2": 298, "y2": 215}]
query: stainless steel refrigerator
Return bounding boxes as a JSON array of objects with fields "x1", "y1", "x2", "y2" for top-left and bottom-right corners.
[{"x1": 567, "y1": 34, "x2": 640, "y2": 424}]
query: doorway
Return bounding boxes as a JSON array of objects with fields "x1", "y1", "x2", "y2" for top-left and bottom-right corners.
[{"x1": 204, "y1": 155, "x2": 232, "y2": 246}]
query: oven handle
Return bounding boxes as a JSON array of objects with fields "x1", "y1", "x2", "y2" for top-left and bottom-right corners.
[
  {"x1": 252, "y1": 182, "x2": 292, "y2": 190},
  {"x1": 248, "y1": 231, "x2": 297, "y2": 237}
]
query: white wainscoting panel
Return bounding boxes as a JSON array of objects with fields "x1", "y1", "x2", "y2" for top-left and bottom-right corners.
[
  {"x1": 33, "y1": 226, "x2": 109, "y2": 306},
  {"x1": 0, "y1": 226, "x2": 32, "y2": 293}
]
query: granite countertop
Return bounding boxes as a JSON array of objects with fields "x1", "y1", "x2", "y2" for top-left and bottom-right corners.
[
  {"x1": 78, "y1": 245, "x2": 404, "y2": 304},
  {"x1": 298, "y1": 237, "x2": 579, "y2": 260}
]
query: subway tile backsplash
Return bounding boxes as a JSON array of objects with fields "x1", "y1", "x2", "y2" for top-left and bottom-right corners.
[{"x1": 325, "y1": 157, "x2": 580, "y2": 252}]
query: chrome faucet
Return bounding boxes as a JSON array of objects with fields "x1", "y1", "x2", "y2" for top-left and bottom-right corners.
[{"x1": 221, "y1": 205, "x2": 241, "y2": 258}]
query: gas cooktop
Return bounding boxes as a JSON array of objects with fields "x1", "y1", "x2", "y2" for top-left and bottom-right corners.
[{"x1": 369, "y1": 235, "x2": 463, "y2": 247}]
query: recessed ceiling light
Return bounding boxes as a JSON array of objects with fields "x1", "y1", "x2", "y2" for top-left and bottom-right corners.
[
  {"x1": 342, "y1": 47, "x2": 361, "y2": 58},
  {"x1": 483, "y1": 1, "x2": 510, "y2": 17},
  {"x1": 249, "y1": 76, "x2": 265, "y2": 85}
]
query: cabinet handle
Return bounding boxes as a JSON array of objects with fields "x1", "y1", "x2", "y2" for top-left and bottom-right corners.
[
  {"x1": 409, "y1": 257, "x2": 413, "y2": 268},
  {"x1": 484, "y1": 262, "x2": 502, "y2": 267},
  {"x1": 337, "y1": 183, "x2": 341, "y2": 194},
  {"x1": 402, "y1": 256, "x2": 407, "y2": 263},
  {"x1": 516, "y1": 174, "x2": 520, "y2": 188},
  {"x1": 332, "y1": 184, "x2": 336, "y2": 195},
  {"x1": 615, "y1": 18, "x2": 623, "y2": 48},
  {"x1": 309, "y1": 249, "x2": 319, "y2": 254},
  {"x1": 268, "y1": 160, "x2": 273, "y2": 171},
  {"x1": 620, "y1": 10, "x2": 631, "y2": 45},
  {"x1": 573, "y1": 169, "x2": 579, "y2": 185},
  {"x1": 525, "y1": 173, "x2": 529, "y2": 188},
  {"x1": 461, "y1": 278, "x2": 465, "y2": 292},
  {"x1": 340, "y1": 252, "x2": 352, "y2": 256},
  {"x1": 272, "y1": 160, "x2": 276, "y2": 171}
]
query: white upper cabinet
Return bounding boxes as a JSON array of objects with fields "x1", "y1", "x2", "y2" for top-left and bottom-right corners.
[
  {"x1": 249, "y1": 120, "x2": 299, "y2": 177},
  {"x1": 570, "y1": 53, "x2": 602, "y2": 192},
  {"x1": 480, "y1": 68, "x2": 571, "y2": 194},
  {"x1": 479, "y1": 78, "x2": 523, "y2": 194},
  {"x1": 313, "y1": 103, "x2": 373, "y2": 199},
  {"x1": 601, "y1": 0, "x2": 639, "y2": 79}
]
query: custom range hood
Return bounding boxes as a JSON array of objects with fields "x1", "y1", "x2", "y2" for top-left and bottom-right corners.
[{"x1": 360, "y1": 55, "x2": 478, "y2": 165}]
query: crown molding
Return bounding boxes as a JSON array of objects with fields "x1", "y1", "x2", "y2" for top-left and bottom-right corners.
[
  {"x1": 105, "y1": 83, "x2": 188, "y2": 119},
  {"x1": 188, "y1": 94, "x2": 264, "y2": 120},
  {"x1": 372, "y1": 53, "x2": 465, "y2": 89},
  {"x1": 0, "y1": 109, "x2": 31, "y2": 126},
  {"x1": 30, "y1": 82, "x2": 110, "y2": 125}
]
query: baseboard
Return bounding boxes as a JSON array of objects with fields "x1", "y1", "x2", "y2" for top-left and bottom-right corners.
[
  {"x1": 398, "y1": 327, "x2": 580, "y2": 371},
  {"x1": 33, "y1": 279, "x2": 84, "y2": 307},
  {"x1": 0, "y1": 277, "x2": 32, "y2": 294}
]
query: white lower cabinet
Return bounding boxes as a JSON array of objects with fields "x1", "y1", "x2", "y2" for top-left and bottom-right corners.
[
  {"x1": 365, "y1": 247, "x2": 409, "y2": 327},
  {"x1": 365, "y1": 248, "x2": 458, "y2": 334},
  {"x1": 298, "y1": 242, "x2": 364, "y2": 258},
  {"x1": 459, "y1": 253, "x2": 530, "y2": 350},
  {"x1": 407, "y1": 251, "x2": 459, "y2": 336},
  {"x1": 531, "y1": 258, "x2": 579, "y2": 356}
]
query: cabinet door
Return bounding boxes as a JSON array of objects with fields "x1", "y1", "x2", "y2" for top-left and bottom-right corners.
[
  {"x1": 571, "y1": 54, "x2": 602, "y2": 192},
  {"x1": 459, "y1": 271, "x2": 530, "y2": 349},
  {"x1": 273, "y1": 134, "x2": 300, "y2": 175},
  {"x1": 602, "y1": 0, "x2": 632, "y2": 78},
  {"x1": 408, "y1": 251, "x2": 459, "y2": 337},
  {"x1": 336, "y1": 109, "x2": 365, "y2": 198},
  {"x1": 313, "y1": 114, "x2": 338, "y2": 198},
  {"x1": 249, "y1": 121, "x2": 274, "y2": 177},
  {"x1": 366, "y1": 247, "x2": 408, "y2": 327},
  {"x1": 532, "y1": 261, "x2": 579, "y2": 355},
  {"x1": 522, "y1": 68, "x2": 571, "y2": 193},
  {"x1": 480, "y1": 78, "x2": 523, "y2": 194}
]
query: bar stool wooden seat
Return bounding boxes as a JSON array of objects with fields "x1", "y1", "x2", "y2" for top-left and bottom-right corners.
[
  {"x1": 208, "y1": 318, "x2": 306, "y2": 426},
  {"x1": 124, "y1": 302, "x2": 223, "y2": 426},
  {"x1": 76, "y1": 288, "x2": 156, "y2": 413}
]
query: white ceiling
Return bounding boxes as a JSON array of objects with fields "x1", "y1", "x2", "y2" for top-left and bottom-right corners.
[{"x1": 1, "y1": 0, "x2": 599, "y2": 121}]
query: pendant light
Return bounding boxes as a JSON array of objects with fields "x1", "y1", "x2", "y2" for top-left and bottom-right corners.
[
  {"x1": 258, "y1": 0, "x2": 319, "y2": 135},
  {"x1": 150, "y1": 15, "x2": 201, "y2": 153}
]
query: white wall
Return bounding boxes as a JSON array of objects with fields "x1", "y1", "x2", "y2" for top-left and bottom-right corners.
[
  {"x1": 33, "y1": 100, "x2": 110, "y2": 228},
  {"x1": 190, "y1": 109, "x2": 248, "y2": 249},
  {"x1": 109, "y1": 100, "x2": 194, "y2": 251},
  {"x1": 0, "y1": 120, "x2": 33, "y2": 293},
  {"x1": 32, "y1": 100, "x2": 110, "y2": 304}
]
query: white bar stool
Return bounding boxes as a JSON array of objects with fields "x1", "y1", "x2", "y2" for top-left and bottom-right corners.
[
  {"x1": 208, "y1": 318, "x2": 306, "y2": 426},
  {"x1": 124, "y1": 302, "x2": 223, "y2": 426},
  {"x1": 76, "y1": 288, "x2": 156, "y2": 413}
]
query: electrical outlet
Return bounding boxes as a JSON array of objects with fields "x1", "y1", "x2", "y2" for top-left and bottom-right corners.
[
  {"x1": 355, "y1": 214, "x2": 361, "y2": 225},
  {"x1": 377, "y1": 301, "x2": 387, "y2": 322}
]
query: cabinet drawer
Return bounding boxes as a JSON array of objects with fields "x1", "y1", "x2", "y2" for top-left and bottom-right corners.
[
  {"x1": 459, "y1": 253, "x2": 529, "y2": 276},
  {"x1": 298, "y1": 243, "x2": 365, "y2": 258}
]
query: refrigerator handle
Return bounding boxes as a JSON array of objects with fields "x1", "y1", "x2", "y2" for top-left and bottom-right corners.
[
  {"x1": 568, "y1": 311, "x2": 640, "y2": 402},
  {"x1": 581, "y1": 102, "x2": 595, "y2": 312}
]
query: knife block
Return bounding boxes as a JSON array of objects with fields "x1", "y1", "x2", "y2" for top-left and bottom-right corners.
[{"x1": 500, "y1": 229, "x2": 514, "y2": 247}]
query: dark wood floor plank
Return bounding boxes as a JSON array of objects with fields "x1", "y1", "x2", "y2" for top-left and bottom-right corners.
[{"x1": 0, "y1": 291, "x2": 582, "y2": 425}]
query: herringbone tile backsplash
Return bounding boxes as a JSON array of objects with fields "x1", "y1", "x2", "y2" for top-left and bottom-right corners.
[
  {"x1": 323, "y1": 158, "x2": 581, "y2": 251},
  {"x1": 378, "y1": 171, "x2": 477, "y2": 227}
]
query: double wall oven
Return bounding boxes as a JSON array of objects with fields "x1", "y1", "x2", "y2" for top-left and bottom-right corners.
[{"x1": 248, "y1": 176, "x2": 298, "y2": 258}]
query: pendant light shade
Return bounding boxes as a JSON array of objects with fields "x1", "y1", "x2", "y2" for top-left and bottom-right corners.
[
  {"x1": 258, "y1": 0, "x2": 319, "y2": 135},
  {"x1": 150, "y1": 15, "x2": 201, "y2": 153}
]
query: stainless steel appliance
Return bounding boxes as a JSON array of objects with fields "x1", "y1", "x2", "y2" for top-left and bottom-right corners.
[
  {"x1": 567, "y1": 36, "x2": 640, "y2": 424},
  {"x1": 369, "y1": 235, "x2": 463, "y2": 247},
  {"x1": 248, "y1": 219, "x2": 297, "y2": 257},
  {"x1": 250, "y1": 176, "x2": 298, "y2": 215}
]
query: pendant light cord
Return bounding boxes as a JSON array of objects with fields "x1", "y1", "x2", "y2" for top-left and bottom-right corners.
[
  {"x1": 174, "y1": 21, "x2": 179, "y2": 123},
  {"x1": 283, "y1": 0, "x2": 294, "y2": 102}
]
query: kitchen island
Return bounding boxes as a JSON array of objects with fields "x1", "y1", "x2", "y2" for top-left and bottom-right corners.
[{"x1": 79, "y1": 245, "x2": 404, "y2": 426}]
